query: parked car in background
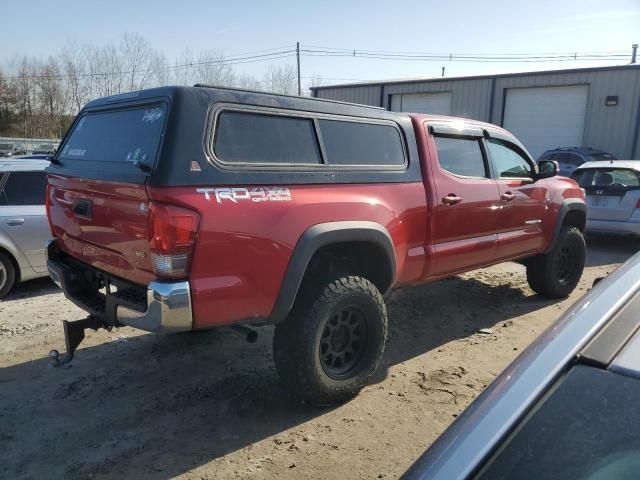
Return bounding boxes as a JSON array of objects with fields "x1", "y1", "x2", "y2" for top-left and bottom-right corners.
[
  {"x1": 405, "y1": 251, "x2": 640, "y2": 480},
  {"x1": 571, "y1": 160, "x2": 640, "y2": 237},
  {"x1": 0, "y1": 159, "x2": 52, "y2": 298},
  {"x1": 538, "y1": 147, "x2": 616, "y2": 177},
  {"x1": 11, "y1": 154, "x2": 52, "y2": 161},
  {"x1": 32, "y1": 143, "x2": 57, "y2": 155},
  {"x1": 0, "y1": 143, "x2": 16, "y2": 158}
]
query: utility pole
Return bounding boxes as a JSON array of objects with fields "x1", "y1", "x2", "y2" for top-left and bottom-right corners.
[
  {"x1": 632, "y1": 44, "x2": 638, "y2": 64},
  {"x1": 296, "y1": 41, "x2": 301, "y2": 95},
  {"x1": 441, "y1": 66, "x2": 445, "y2": 77}
]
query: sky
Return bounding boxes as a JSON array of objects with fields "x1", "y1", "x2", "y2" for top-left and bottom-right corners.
[{"x1": 1, "y1": 0, "x2": 639, "y2": 89}]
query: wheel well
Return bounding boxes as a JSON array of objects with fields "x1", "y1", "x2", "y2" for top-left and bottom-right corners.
[
  {"x1": 0, "y1": 246, "x2": 20, "y2": 283},
  {"x1": 303, "y1": 241, "x2": 394, "y2": 294},
  {"x1": 563, "y1": 209, "x2": 586, "y2": 232}
]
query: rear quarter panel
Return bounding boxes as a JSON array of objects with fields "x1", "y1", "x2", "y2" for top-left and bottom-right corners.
[{"x1": 147, "y1": 183, "x2": 428, "y2": 328}]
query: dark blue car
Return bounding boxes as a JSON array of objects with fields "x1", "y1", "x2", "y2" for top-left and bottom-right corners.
[{"x1": 538, "y1": 147, "x2": 616, "y2": 177}]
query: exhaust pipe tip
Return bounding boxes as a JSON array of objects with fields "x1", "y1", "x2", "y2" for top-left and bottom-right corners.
[
  {"x1": 229, "y1": 324, "x2": 258, "y2": 343},
  {"x1": 246, "y1": 329, "x2": 258, "y2": 343}
]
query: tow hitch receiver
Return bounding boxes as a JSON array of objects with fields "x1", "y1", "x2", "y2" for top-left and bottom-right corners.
[{"x1": 49, "y1": 316, "x2": 109, "y2": 367}]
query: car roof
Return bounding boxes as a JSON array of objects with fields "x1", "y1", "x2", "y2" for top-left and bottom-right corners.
[
  {"x1": 405, "y1": 252, "x2": 640, "y2": 480},
  {"x1": 543, "y1": 147, "x2": 610, "y2": 154},
  {"x1": 574, "y1": 160, "x2": 640, "y2": 172},
  {"x1": 0, "y1": 159, "x2": 50, "y2": 172}
]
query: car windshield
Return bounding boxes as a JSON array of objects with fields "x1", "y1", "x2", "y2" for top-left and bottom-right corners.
[
  {"x1": 571, "y1": 168, "x2": 640, "y2": 193},
  {"x1": 477, "y1": 366, "x2": 640, "y2": 480},
  {"x1": 0, "y1": 144, "x2": 13, "y2": 149}
]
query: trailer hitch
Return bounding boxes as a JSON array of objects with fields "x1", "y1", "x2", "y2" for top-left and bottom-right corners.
[{"x1": 49, "y1": 316, "x2": 109, "y2": 367}]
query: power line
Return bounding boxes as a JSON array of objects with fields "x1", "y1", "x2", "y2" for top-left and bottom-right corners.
[
  {"x1": 302, "y1": 43, "x2": 630, "y2": 56},
  {"x1": 4, "y1": 49, "x2": 296, "y2": 80},
  {"x1": 3, "y1": 43, "x2": 634, "y2": 81},
  {"x1": 301, "y1": 49, "x2": 629, "y2": 63}
]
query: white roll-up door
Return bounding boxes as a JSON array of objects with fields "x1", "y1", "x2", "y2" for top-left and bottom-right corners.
[
  {"x1": 503, "y1": 85, "x2": 588, "y2": 159},
  {"x1": 390, "y1": 92, "x2": 452, "y2": 115}
]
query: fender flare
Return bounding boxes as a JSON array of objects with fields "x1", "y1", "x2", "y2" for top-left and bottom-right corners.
[
  {"x1": 269, "y1": 221, "x2": 396, "y2": 324},
  {"x1": 544, "y1": 198, "x2": 587, "y2": 253}
]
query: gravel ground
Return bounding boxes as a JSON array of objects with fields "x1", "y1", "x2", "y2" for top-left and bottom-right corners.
[{"x1": 1, "y1": 235, "x2": 638, "y2": 480}]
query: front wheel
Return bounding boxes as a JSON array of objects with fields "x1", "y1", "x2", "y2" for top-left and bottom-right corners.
[
  {"x1": 526, "y1": 226, "x2": 585, "y2": 299},
  {"x1": 273, "y1": 275, "x2": 388, "y2": 406}
]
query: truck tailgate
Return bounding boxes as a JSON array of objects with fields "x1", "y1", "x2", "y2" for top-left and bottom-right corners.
[{"x1": 48, "y1": 174, "x2": 154, "y2": 285}]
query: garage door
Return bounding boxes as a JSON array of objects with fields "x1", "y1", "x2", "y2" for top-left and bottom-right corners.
[
  {"x1": 503, "y1": 85, "x2": 588, "y2": 159},
  {"x1": 390, "y1": 92, "x2": 452, "y2": 115}
]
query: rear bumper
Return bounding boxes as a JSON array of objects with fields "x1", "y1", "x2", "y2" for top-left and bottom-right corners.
[
  {"x1": 586, "y1": 219, "x2": 640, "y2": 236},
  {"x1": 47, "y1": 240, "x2": 193, "y2": 333}
]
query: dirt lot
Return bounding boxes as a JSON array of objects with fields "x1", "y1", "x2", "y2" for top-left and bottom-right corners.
[{"x1": 1, "y1": 235, "x2": 638, "y2": 480}]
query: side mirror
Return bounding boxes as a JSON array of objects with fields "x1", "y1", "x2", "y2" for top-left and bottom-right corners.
[{"x1": 537, "y1": 160, "x2": 558, "y2": 179}]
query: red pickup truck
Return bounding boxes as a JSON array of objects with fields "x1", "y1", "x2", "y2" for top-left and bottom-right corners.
[{"x1": 46, "y1": 86, "x2": 586, "y2": 405}]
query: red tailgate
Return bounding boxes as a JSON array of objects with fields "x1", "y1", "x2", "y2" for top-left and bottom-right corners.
[{"x1": 48, "y1": 174, "x2": 154, "y2": 285}]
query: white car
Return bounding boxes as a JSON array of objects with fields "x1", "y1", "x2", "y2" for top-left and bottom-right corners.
[
  {"x1": 0, "y1": 159, "x2": 52, "y2": 298},
  {"x1": 571, "y1": 160, "x2": 640, "y2": 237}
]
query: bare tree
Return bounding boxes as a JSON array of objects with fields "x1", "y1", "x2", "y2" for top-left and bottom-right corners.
[
  {"x1": 120, "y1": 33, "x2": 154, "y2": 91},
  {"x1": 61, "y1": 42, "x2": 91, "y2": 114},
  {"x1": 188, "y1": 50, "x2": 233, "y2": 86},
  {"x1": 262, "y1": 64, "x2": 297, "y2": 94},
  {"x1": 0, "y1": 33, "x2": 316, "y2": 138},
  {"x1": 235, "y1": 73, "x2": 263, "y2": 91}
]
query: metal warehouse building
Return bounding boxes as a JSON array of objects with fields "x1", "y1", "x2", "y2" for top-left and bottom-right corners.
[{"x1": 310, "y1": 64, "x2": 640, "y2": 160}]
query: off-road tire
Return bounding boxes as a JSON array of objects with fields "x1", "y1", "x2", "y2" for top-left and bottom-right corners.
[
  {"x1": 273, "y1": 275, "x2": 388, "y2": 406},
  {"x1": 526, "y1": 226, "x2": 585, "y2": 299},
  {"x1": 0, "y1": 252, "x2": 16, "y2": 299}
]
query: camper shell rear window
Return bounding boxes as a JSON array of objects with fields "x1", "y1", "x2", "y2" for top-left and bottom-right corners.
[{"x1": 57, "y1": 103, "x2": 167, "y2": 168}]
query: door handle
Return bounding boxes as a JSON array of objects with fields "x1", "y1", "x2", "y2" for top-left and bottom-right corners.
[
  {"x1": 442, "y1": 194, "x2": 462, "y2": 205},
  {"x1": 501, "y1": 191, "x2": 516, "y2": 202},
  {"x1": 6, "y1": 218, "x2": 25, "y2": 226}
]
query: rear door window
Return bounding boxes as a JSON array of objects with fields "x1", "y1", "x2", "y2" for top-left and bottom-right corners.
[
  {"x1": 0, "y1": 171, "x2": 47, "y2": 206},
  {"x1": 58, "y1": 104, "x2": 167, "y2": 166},
  {"x1": 318, "y1": 119, "x2": 405, "y2": 166},
  {"x1": 213, "y1": 111, "x2": 322, "y2": 165},
  {"x1": 434, "y1": 136, "x2": 488, "y2": 178}
]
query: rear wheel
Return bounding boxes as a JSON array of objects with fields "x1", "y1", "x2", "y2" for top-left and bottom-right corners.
[
  {"x1": 526, "y1": 226, "x2": 585, "y2": 299},
  {"x1": 273, "y1": 275, "x2": 388, "y2": 406},
  {"x1": 0, "y1": 252, "x2": 16, "y2": 299}
]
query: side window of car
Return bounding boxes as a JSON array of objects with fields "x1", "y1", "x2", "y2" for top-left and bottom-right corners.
[
  {"x1": 487, "y1": 139, "x2": 533, "y2": 179},
  {"x1": 214, "y1": 111, "x2": 322, "y2": 165},
  {"x1": 434, "y1": 136, "x2": 488, "y2": 178},
  {"x1": 318, "y1": 119, "x2": 405, "y2": 166},
  {"x1": 0, "y1": 172, "x2": 47, "y2": 206}
]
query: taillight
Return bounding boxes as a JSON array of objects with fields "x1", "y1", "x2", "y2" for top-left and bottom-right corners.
[
  {"x1": 148, "y1": 202, "x2": 200, "y2": 279},
  {"x1": 45, "y1": 183, "x2": 56, "y2": 236}
]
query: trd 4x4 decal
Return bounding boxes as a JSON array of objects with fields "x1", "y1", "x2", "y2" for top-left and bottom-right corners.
[{"x1": 197, "y1": 187, "x2": 292, "y2": 204}]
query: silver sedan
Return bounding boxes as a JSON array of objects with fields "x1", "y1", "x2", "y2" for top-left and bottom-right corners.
[
  {"x1": 0, "y1": 159, "x2": 52, "y2": 298},
  {"x1": 571, "y1": 160, "x2": 640, "y2": 237}
]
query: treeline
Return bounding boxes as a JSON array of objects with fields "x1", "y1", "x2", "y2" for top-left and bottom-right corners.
[{"x1": 0, "y1": 33, "x2": 318, "y2": 138}]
